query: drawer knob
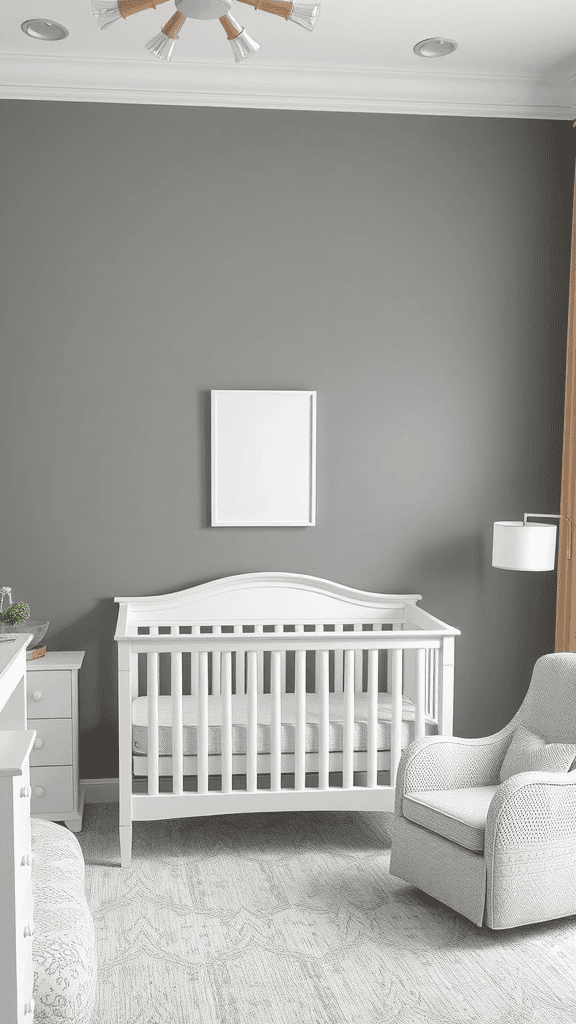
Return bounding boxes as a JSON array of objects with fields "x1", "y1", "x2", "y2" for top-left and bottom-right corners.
[
  {"x1": 20, "y1": 786, "x2": 31, "y2": 799},
  {"x1": 34, "y1": 786, "x2": 45, "y2": 798},
  {"x1": 32, "y1": 690, "x2": 43, "y2": 702},
  {"x1": 21, "y1": 853, "x2": 33, "y2": 867},
  {"x1": 33, "y1": 737, "x2": 44, "y2": 749},
  {"x1": 23, "y1": 922, "x2": 35, "y2": 938},
  {"x1": 24, "y1": 999, "x2": 35, "y2": 1015}
]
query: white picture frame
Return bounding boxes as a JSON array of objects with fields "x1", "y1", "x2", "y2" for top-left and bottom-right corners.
[{"x1": 211, "y1": 390, "x2": 316, "y2": 527}]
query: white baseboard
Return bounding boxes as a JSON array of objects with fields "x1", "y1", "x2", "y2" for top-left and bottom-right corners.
[{"x1": 81, "y1": 778, "x2": 119, "y2": 804}]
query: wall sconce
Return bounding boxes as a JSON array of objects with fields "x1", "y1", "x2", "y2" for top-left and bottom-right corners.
[{"x1": 492, "y1": 513, "x2": 573, "y2": 571}]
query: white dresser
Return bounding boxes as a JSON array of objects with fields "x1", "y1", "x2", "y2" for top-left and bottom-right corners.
[
  {"x1": 0, "y1": 635, "x2": 36, "y2": 1023},
  {"x1": 27, "y1": 652, "x2": 85, "y2": 832}
]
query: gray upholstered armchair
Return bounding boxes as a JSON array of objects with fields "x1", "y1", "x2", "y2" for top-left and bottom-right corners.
[{"x1": 389, "y1": 652, "x2": 576, "y2": 929}]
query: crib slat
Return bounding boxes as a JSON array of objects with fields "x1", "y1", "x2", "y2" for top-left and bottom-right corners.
[
  {"x1": 367, "y1": 648, "x2": 378, "y2": 789},
  {"x1": 318, "y1": 650, "x2": 330, "y2": 791},
  {"x1": 212, "y1": 626, "x2": 221, "y2": 696},
  {"x1": 387, "y1": 623, "x2": 402, "y2": 691},
  {"x1": 171, "y1": 652, "x2": 184, "y2": 795},
  {"x1": 390, "y1": 648, "x2": 403, "y2": 787},
  {"x1": 198, "y1": 652, "x2": 209, "y2": 795},
  {"x1": 270, "y1": 650, "x2": 282, "y2": 793},
  {"x1": 354, "y1": 623, "x2": 363, "y2": 692},
  {"x1": 254, "y1": 624, "x2": 264, "y2": 694},
  {"x1": 343, "y1": 649, "x2": 354, "y2": 789},
  {"x1": 234, "y1": 625, "x2": 245, "y2": 695},
  {"x1": 191, "y1": 625, "x2": 200, "y2": 696},
  {"x1": 333, "y1": 624, "x2": 344, "y2": 693},
  {"x1": 273, "y1": 624, "x2": 287, "y2": 694},
  {"x1": 415, "y1": 648, "x2": 426, "y2": 740},
  {"x1": 295, "y1": 647, "x2": 306, "y2": 791},
  {"x1": 247, "y1": 651, "x2": 258, "y2": 793},
  {"x1": 221, "y1": 651, "x2": 233, "y2": 794},
  {"x1": 147, "y1": 652, "x2": 159, "y2": 796}
]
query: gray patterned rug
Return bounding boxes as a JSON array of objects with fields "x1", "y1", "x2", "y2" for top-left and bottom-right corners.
[{"x1": 77, "y1": 804, "x2": 576, "y2": 1024}]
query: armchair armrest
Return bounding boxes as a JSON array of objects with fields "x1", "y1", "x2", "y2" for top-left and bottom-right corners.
[
  {"x1": 484, "y1": 770, "x2": 576, "y2": 928},
  {"x1": 486, "y1": 769, "x2": 576, "y2": 854},
  {"x1": 395, "y1": 727, "x2": 514, "y2": 816}
]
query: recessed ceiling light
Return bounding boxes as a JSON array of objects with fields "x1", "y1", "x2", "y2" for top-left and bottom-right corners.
[
  {"x1": 21, "y1": 19, "x2": 69, "y2": 41},
  {"x1": 413, "y1": 37, "x2": 457, "y2": 58}
]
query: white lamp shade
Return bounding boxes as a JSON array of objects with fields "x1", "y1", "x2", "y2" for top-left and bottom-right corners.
[{"x1": 492, "y1": 521, "x2": 557, "y2": 571}]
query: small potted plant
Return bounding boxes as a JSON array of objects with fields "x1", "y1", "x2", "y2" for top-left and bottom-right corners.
[{"x1": 0, "y1": 587, "x2": 49, "y2": 652}]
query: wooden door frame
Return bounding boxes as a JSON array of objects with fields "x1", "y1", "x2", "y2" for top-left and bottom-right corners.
[{"x1": 556, "y1": 158, "x2": 576, "y2": 651}]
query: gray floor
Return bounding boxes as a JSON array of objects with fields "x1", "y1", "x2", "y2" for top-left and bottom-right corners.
[{"x1": 77, "y1": 804, "x2": 576, "y2": 1024}]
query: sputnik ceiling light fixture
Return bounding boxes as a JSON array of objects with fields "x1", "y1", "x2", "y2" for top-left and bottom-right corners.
[{"x1": 91, "y1": 0, "x2": 320, "y2": 62}]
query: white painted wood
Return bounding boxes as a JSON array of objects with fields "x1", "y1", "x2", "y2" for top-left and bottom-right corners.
[
  {"x1": 439, "y1": 636, "x2": 455, "y2": 735},
  {"x1": 343, "y1": 649, "x2": 354, "y2": 789},
  {"x1": 270, "y1": 651, "x2": 282, "y2": 793},
  {"x1": 0, "y1": 636, "x2": 36, "y2": 1024},
  {"x1": 171, "y1": 653, "x2": 184, "y2": 796},
  {"x1": 247, "y1": 652, "x2": 258, "y2": 793},
  {"x1": 234, "y1": 625, "x2": 245, "y2": 695},
  {"x1": 211, "y1": 626, "x2": 221, "y2": 697},
  {"x1": 415, "y1": 649, "x2": 426, "y2": 741},
  {"x1": 318, "y1": 650, "x2": 330, "y2": 791},
  {"x1": 115, "y1": 573, "x2": 459, "y2": 867},
  {"x1": 1, "y1": 53, "x2": 571, "y2": 122},
  {"x1": 389, "y1": 649, "x2": 403, "y2": 788},
  {"x1": 333, "y1": 624, "x2": 344, "y2": 694},
  {"x1": 367, "y1": 649, "x2": 378, "y2": 789},
  {"x1": 221, "y1": 652, "x2": 232, "y2": 795},
  {"x1": 198, "y1": 652, "x2": 209, "y2": 795},
  {"x1": 147, "y1": 653, "x2": 159, "y2": 797},
  {"x1": 211, "y1": 390, "x2": 316, "y2": 526},
  {"x1": 295, "y1": 648, "x2": 306, "y2": 792},
  {"x1": 27, "y1": 652, "x2": 85, "y2": 831},
  {"x1": 191, "y1": 625, "x2": 200, "y2": 697}
]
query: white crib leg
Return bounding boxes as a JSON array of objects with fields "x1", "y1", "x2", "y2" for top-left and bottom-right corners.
[{"x1": 119, "y1": 825, "x2": 133, "y2": 868}]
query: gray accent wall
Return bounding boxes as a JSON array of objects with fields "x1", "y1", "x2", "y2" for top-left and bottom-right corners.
[{"x1": 0, "y1": 101, "x2": 573, "y2": 779}]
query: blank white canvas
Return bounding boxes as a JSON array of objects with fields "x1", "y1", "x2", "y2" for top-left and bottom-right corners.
[{"x1": 211, "y1": 390, "x2": 316, "y2": 526}]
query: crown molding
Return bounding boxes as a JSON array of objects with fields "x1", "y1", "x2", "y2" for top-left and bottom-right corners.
[
  {"x1": 566, "y1": 69, "x2": 576, "y2": 122},
  {"x1": 0, "y1": 51, "x2": 572, "y2": 119}
]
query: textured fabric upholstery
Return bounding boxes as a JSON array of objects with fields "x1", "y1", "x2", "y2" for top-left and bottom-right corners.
[
  {"x1": 31, "y1": 819, "x2": 96, "y2": 1024},
  {"x1": 390, "y1": 653, "x2": 576, "y2": 930},
  {"x1": 499, "y1": 724, "x2": 576, "y2": 782},
  {"x1": 403, "y1": 786, "x2": 498, "y2": 852}
]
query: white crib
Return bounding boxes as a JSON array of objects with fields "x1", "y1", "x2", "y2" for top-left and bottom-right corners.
[{"x1": 115, "y1": 572, "x2": 460, "y2": 867}]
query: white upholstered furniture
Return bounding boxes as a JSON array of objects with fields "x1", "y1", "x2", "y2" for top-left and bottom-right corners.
[
  {"x1": 390, "y1": 652, "x2": 576, "y2": 930},
  {"x1": 0, "y1": 635, "x2": 96, "y2": 1023},
  {"x1": 116, "y1": 572, "x2": 460, "y2": 867}
]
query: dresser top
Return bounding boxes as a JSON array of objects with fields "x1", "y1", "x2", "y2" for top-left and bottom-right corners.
[
  {"x1": 27, "y1": 652, "x2": 85, "y2": 671},
  {"x1": 0, "y1": 730, "x2": 36, "y2": 775}
]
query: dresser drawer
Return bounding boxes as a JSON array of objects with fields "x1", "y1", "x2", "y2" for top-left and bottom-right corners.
[
  {"x1": 13, "y1": 767, "x2": 31, "y2": 843},
  {"x1": 31, "y1": 766, "x2": 74, "y2": 813},
  {"x1": 18, "y1": 883, "x2": 35, "y2": 1018},
  {"x1": 27, "y1": 672, "x2": 72, "y2": 718},
  {"x1": 29, "y1": 718, "x2": 73, "y2": 767}
]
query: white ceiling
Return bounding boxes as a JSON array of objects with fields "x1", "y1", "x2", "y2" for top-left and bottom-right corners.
[{"x1": 2, "y1": 0, "x2": 576, "y2": 118}]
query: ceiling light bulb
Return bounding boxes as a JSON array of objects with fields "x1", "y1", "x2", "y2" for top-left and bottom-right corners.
[
  {"x1": 289, "y1": 3, "x2": 320, "y2": 31},
  {"x1": 413, "y1": 37, "x2": 457, "y2": 58},
  {"x1": 21, "y1": 19, "x2": 69, "y2": 40}
]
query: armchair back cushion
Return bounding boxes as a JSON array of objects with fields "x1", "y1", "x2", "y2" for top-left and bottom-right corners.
[
  {"x1": 518, "y1": 652, "x2": 576, "y2": 743},
  {"x1": 499, "y1": 724, "x2": 576, "y2": 783}
]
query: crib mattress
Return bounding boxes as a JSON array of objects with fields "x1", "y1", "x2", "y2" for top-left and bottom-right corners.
[{"x1": 132, "y1": 692, "x2": 435, "y2": 757}]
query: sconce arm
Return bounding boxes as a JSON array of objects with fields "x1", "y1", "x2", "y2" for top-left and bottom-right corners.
[{"x1": 523, "y1": 513, "x2": 573, "y2": 560}]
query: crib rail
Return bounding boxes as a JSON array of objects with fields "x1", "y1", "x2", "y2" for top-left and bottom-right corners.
[
  {"x1": 118, "y1": 630, "x2": 455, "y2": 800},
  {"x1": 115, "y1": 574, "x2": 459, "y2": 867}
]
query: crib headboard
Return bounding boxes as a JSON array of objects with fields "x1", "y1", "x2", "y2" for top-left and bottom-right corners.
[{"x1": 114, "y1": 571, "x2": 457, "y2": 636}]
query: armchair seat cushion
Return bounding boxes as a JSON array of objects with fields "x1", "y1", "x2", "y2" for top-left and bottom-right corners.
[{"x1": 403, "y1": 785, "x2": 499, "y2": 852}]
